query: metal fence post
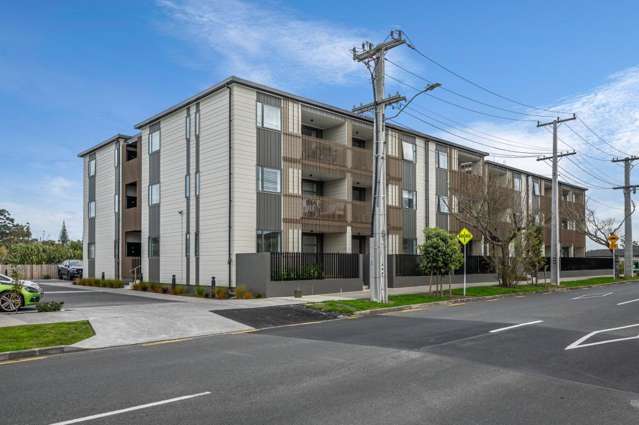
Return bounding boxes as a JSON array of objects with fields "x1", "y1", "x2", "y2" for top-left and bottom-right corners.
[
  {"x1": 210, "y1": 276, "x2": 216, "y2": 298},
  {"x1": 171, "y1": 274, "x2": 176, "y2": 291}
]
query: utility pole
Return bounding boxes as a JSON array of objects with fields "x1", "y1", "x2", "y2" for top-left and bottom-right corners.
[
  {"x1": 352, "y1": 30, "x2": 407, "y2": 303},
  {"x1": 536, "y1": 114, "x2": 576, "y2": 285},
  {"x1": 612, "y1": 155, "x2": 639, "y2": 278}
]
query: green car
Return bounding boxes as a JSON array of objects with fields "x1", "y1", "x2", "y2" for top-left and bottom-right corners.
[{"x1": 0, "y1": 273, "x2": 43, "y2": 312}]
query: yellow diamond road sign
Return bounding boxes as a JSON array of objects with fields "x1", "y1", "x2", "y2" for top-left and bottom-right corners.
[
  {"x1": 457, "y1": 227, "x2": 473, "y2": 246},
  {"x1": 608, "y1": 233, "x2": 619, "y2": 250}
]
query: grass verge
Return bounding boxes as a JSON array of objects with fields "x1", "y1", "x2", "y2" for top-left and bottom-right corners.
[
  {"x1": 307, "y1": 276, "x2": 630, "y2": 315},
  {"x1": 0, "y1": 321, "x2": 94, "y2": 353}
]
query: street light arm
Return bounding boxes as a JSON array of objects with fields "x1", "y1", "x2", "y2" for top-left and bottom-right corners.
[{"x1": 385, "y1": 83, "x2": 441, "y2": 121}]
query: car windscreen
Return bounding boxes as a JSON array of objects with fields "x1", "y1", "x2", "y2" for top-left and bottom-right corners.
[{"x1": 69, "y1": 260, "x2": 83, "y2": 267}]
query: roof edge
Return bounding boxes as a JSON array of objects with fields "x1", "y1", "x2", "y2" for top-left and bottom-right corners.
[
  {"x1": 77, "y1": 133, "x2": 134, "y2": 158},
  {"x1": 485, "y1": 160, "x2": 588, "y2": 191}
]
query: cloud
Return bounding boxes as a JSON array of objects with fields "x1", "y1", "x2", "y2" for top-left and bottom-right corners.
[{"x1": 157, "y1": 0, "x2": 370, "y2": 87}]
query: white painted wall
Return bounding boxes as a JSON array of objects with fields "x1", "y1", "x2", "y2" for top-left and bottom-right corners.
[
  {"x1": 428, "y1": 141, "x2": 437, "y2": 227},
  {"x1": 83, "y1": 157, "x2": 89, "y2": 273},
  {"x1": 94, "y1": 144, "x2": 115, "y2": 279},
  {"x1": 416, "y1": 137, "x2": 426, "y2": 244},
  {"x1": 140, "y1": 128, "x2": 149, "y2": 281}
]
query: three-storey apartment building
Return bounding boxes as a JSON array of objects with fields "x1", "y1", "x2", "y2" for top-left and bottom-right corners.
[{"x1": 79, "y1": 76, "x2": 586, "y2": 285}]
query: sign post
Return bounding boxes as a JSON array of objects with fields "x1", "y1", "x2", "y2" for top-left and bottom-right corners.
[
  {"x1": 457, "y1": 227, "x2": 473, "y2": 297},
  {"x1": 608, "y1": 233, "x2": 619, "y2": 279}
]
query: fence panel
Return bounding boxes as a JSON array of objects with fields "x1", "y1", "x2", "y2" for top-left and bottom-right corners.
[
  {"x1": 0, "y1": 264, "x2": 59, "y2": 280},
  {"x1": 552, "y1": 256, "x2": 612, "y2": 271},
  {"x1": 271, "y1": 253, "x2": 359, "y2": 281}
]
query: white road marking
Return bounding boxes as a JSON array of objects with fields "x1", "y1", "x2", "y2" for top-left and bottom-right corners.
[
  {"x1": 571, "y1": 292, "x2": 613, "y2": 300},
  {"x1": 565, "y1": 323, "x2": 639, "y2": 350},
  {"x1": 489, "y1": 320, "x2": 544, "y2": 333},
  {"x1": 49, "y1": 391, "x2": 211, "y2": 425},
  {"x1": 44, "y1": 290, "x2": 94, "y2": 294},
  {"x1": 617, "y1": 298, "x2": 639, "y2": 306}
]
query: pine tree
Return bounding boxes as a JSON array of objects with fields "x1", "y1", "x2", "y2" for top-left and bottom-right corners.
[{"x1": 59, "y1": 221, "x2": 69, "y2": 245}]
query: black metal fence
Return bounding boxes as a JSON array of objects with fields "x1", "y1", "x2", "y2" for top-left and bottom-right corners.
[
  {"x1": 395, "y1": 254, "x2": 495, "y2": 276},
  {"x1": 552, "y1": 256, "x2": 612, "y2": 270},
  {"x1": 396, "y1": 255, "x2": 611, "y2": 276},
  {"x1": 270, "y1": 253, "x2": 360, "y2": 281}
]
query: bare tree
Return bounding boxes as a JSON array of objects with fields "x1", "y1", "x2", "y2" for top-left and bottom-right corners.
[
  {"x1": 564, "y1": 201, "x2": 634, "y2": 248},
  {"x1": 449, "y1": 172, "x2": 529, "y2": 287}
]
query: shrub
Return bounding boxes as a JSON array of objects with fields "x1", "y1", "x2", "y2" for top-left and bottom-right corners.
[
  {"x1": 214, "y1": 287, "x2": 229, "y2": 299},
  {"x1": 75, "y1": 278, "x2": 124, "y2": 288},
  {"x1": 235, "y1": 285, "x2": 247, "y2": 299},
  {"x1": 132, "y1": 281, "x2": 149, "y2": 291},
  {"x1": 150, "y1": 284, "x2": 163, "y2": 293},
  {"x1": 241, "y1": 291, "x2": 253, "y2": 299},
  {"x1": 42, "y1": 274, "x2": 51, "y2": 280},
  {"x1": 195, "y1": 286, "x2": 206, "y2": 298},
  {"x1": 255, "y1": 293, "x2": 264, "y2": 299},
  {"x1": 36, "y1": 301, "x2": 64, "y2": 312},
  {"x1": 171, "y1": 286, "x2": 185, "y2": 295}
]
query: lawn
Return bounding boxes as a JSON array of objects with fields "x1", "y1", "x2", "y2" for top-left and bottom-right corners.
[
  {"x1": 0, "y1": 321, "x2": 94, "y2": 353},
  {"x1": 308, "y1": 276, "x2": 630, "y2": 314}
]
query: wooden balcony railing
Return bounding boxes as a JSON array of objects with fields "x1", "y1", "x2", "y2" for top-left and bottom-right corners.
[
  {"x1": 302, "y1": 136, "x2": 347, "y2": 168},
  {"x1": 302, "y1": 196, "x2": 347, "y2": 221},
  {"x1": 351, "y1": 200, "x2": 372, "y2": 224},
  {"x1": 351, "y1": 147, "x2": 373, "y2": 173}
]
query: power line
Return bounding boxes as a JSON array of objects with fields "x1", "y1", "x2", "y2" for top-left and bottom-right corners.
[
  {"x1": 565, "y1": 123, "x2": 618, "y2": 157},
  {"x1": 401, "y1": 34, "x2": 574, "y2": 115},
  {"x1": 566, "y1": 156, "x2": 618, "y2": 187},
  {"x1": 576, "y1": 117, "x2": 630, "y2": 156},
  {"x1": 385, "y1": 74, "x2": 537, "y2": 122},
  {"x1": 385, "y1": 57, "x2": 557, "y2": 119}
]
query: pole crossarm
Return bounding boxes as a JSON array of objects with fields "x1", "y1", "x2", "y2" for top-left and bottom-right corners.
[
  {"x1": 536, "y1": 114, "x2": 576, "y2": 128},
  {"x1": 536, "y1": 151, "x2": 576, "y2": 162},
  {"x1": 612, "y1": 156, "x2": 639, "y2": 163},
  {"x1": 352, "y1": 93, "x2": 406, "y2": 114}
]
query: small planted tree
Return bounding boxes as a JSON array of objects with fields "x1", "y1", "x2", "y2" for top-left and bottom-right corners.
[
  {"x1": 59, "y1": 221, "x2": 69, "y2": 245},
  {"x1": 523, "y1": 225, "x2": 545, "y2": 284},
  {"x1": 418, "y1": 228, "x2": 463, "y2": 296}
]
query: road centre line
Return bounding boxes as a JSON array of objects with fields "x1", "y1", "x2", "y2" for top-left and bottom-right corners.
[
  {"x1": 617, "y1": 298, "x2": 639, "y2": 306},
  {"x1": 489, "y1": 320, "x2": 543, "y2": 333},
  {"x1": 49, "y1": 391, "x2": 211, "y2": 425}
]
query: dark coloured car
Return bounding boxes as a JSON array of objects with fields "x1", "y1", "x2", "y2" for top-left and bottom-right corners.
[{"x1": 57, "y1": 260, "x2": 83, "y2": 280}]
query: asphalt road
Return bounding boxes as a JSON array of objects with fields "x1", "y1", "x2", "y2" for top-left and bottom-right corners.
[
  {"x1": 36, "y1": 282, "x2": 173, "y2": 308},
  {"x1": 4, "y1": 282, "x2": 639, "y2": 424}
]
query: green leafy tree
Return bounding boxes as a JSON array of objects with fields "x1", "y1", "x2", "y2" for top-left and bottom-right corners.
[
  {"x1": 418, "y1": 228, "x2": 463, "y2": 296},
  {"x1": 4, "y1": 242, "x2": 82, "y2": 265},
  {"x1": 59, "y1": 221, "x2": 69, "y2": 245},
  {"x1": 0, "y1": 209, "x2": 31, "y2": 247},
  {"x1": 523, "y1": 225, "x2": 545, "y2": 284}
]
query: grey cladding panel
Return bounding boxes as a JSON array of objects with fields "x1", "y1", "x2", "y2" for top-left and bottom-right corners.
[
  {"x1": 88, "y1": 218, "x2": 96, "y2": 242},
  {"x1": 257, "y1": 128, "x2": 282, "y2": 169},
  {"x1": 403, "y1": 209, "x2": 416, "y2": 238},
  {"x1": 257, "y1": 192, "x2": 282, "y2": 231},
  {"x1": 436, "y1": 168, "x2": 448, "y2": 196},
  {"x1": 149, "y1": 152, "x2": 160, "y2": 184},
  {"x1": 436, "y1": 213, "x2": 449, "y2": 230},
  {"x1": 149, "y1": 205, "x2": 160, "y2": 237},
  {"x1": 402, "y1": 161, "x2": 416, "y2": 191},
  {"x1": 257, "y1": 92, "x2": 282, "y2": 107}
]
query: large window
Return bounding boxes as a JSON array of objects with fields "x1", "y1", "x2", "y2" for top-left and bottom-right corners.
[
  {"x1": 256, "y1": 230, "x2": 280, "y2": 252},
  {"x1": 402, "y1": 190, "x2": 416, "y2": 209},
  {"x1": 438, "y1": 195, "x2": 449, "y2": 213},
  {"x1": 533, "y1": 181, "x2": 541, "y2": 196},
  {"x1": 302, "y1": 125, "x2": 323, "y2": 139},
  {"x1": 256, "y1": 102, "x2": 281, "y2": 131},
  {"x1": 402, "y1": 141, "x2": 416, "y2": 162},
  {"x1": 114, "y1": 194, "x2": 119, "y2": 213},
  {"x1": 88, "y1": 158, "x2": 96, "y2": 177},
  {"x1": 114, "y1": 145, "x2": 119, "y2": 168},
  {"x1": 257, "y1": 167, "x2": 281, "y2": 193},
  {"x1": 148, "y1": 237, "x2": 160, "y2": 257},
  {"x1": 437, "y1": 150, "x2": 448, "y2": 169},
  {"x1": 513, "y1": 174, "x2": 522, "y2": 192},
  {"x1": 194, "y1": 109, "x2": 200, "y2": 136},
  {"x1": 195, "y1": 172, "x2": 201, "y2": 197},
  {"x1": 303, "y1": 179, "x2": 323, "y2": 197},
  {"x1": 185, "y1": 113, "x2": 191, "y2": 139},
  {"x1": 184, "y1": 175, "x2": 190, "y2": 199},
  {"x1": 149, "y1": 128, "x2": 160, "y2": 153},
  {"x1": 149, "y1": 184, "x2": 160, "y2": 205},
  {"x1": 352, "y1": 187, "x2": 366, "y2": 202},
  {"x1": 403, "y1": 238, "x2": 417, "y2": 255},
  {"x1": 88, "y1": 201, "x2": 96, "y2": 218}
]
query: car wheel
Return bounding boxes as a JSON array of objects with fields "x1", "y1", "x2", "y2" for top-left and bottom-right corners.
[{"x1": 0, "y1": 292, "x2": 22, "y2": 312}]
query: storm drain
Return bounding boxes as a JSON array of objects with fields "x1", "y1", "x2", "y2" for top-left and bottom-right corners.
[{"x1": 212, "y1": 305, "x2": 339, "y2": 329}]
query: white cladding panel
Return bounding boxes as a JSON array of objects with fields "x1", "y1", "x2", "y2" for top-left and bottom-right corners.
[
  {"x1": 140, "y1": 128, "x2": 149, "y2": 280},
  {"x1": 416, "y1": 137, "x2": 426, "y2": 244},
  {"x1": 94, "y1": 144, "x2": 115, "y2": 278}
]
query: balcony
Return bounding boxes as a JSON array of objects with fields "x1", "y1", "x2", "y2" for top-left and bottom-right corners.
[
  {"x1": 351, "y1": 200, "x2": 371, "y2": 225},
  {"x1": 123, "y1": 206, "x2": 140, "y2": 232},
  {"x1": 302, "y1": 135, "x2": 347, "y2": 168},
  {"x1": 303, "y1": 196, "x2": 347, "y2": 221},
  {"x1": 351, "y1": 146, "x2": 372, "y2": 174}
]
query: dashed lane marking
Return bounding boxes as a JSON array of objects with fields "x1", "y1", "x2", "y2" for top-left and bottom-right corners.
[{"x1": 489, "y1": 320, "x2": 544, "y2": 333}]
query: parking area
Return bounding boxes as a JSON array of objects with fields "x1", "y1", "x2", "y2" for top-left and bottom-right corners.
[{"x1": 37, "y1": 281, "x2": 175, "y2": 309}]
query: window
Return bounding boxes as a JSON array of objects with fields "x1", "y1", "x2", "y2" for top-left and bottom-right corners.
[
  {"x1": 257, "y1": 167, "x2": 281, "y2": 193},
  {"x1": 402, "y1": 190, "x2": 416, "y2": 209},
  {"x1": 185, "y1": 113, "x2": 191, "y2": 139},
  {"x1": 126, "y1": 242, "x2": 141, "y2": 257},
  {"x1": 88, "y1": 243, "x2": 95, "y2": 259},
  {"x1": 148, "y1": 237, "x2": 160, "y2": 257},
  {"x1": 194, "y1": 232, "x2": 199, "y2": 256},
  {"x1": 302, "y1": 125, "x2": 323, "y2": 139},
  {"x1": 114, "y1": 240, "x2": 119, "y2": 258},
  {"x1": 195, "y1": 172, "x2": 201, "y2": 196},
  {"x1": 256, "y1": 230, "x2": 280, "y2": 252},
  {"x1": 256, "y1": 102, "x2": 281, "y2": 131},
  {"x1": 437, "y1": 150, "x2": 448, "y2": 169},
  {"x1": 303, "y1": 179, "x2": 323, "y2": 197},
  {"x1": 149, "y1": 184, "x2": 160, "y2": 205},
  {"x1": 438, "y1": 196, "x2": 449, "y2": 213},
  {"x1": 114, "y1": 194, "x2": 119, "y2": 213},
  {"x1": 352, "y1": 138, "x2": 367, "y2": 149},
  {"x1": 402, "y1": 141, "x2": 416, "y2": 162},
  {"x1": 403, "y1": 239, "x2": 417, "y2": 255},
  {"x1": 533, "y1": 181, "x2": 540, "y2": 196},
  {"x1": 185, "y1": 232, "x2": 190, "y2": 256},
  {"x1": 513, "y1": 174, "x2": 522, "y2": 192},
  {"x1": 114, "y1": 145, "x2": 119, "y2": 168},
  {"x1": 149, "y1": 128, "x2": 160, "y2": 153},
  {"x1": 194, "y1": 109, "x2": 200, "y2": 136},
  {"x1": 88, "y1": 201, "x2": 96, "y2": 218},
  {"x1": 88, "y1": 158, "x2": 96, "y2": 177},
  {"x1": 352, "y1": 187, "x2": 366, "y2": 202},
  {"x1": 184, "y1": 175, "x2": 190, "y2": 199}
]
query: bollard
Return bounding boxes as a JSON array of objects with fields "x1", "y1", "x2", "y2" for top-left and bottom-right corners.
[
  {"x1": 210, "y1": 276, "x2": 216, "y2": 298},
  {"x1": 171, "y1": 274, "x2": 176, "y2": 291},
  {"x1": 101, "y1": 272, "x2": 105, "y2": 281}
]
